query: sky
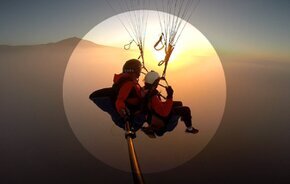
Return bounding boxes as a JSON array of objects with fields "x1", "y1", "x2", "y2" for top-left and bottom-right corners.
[
  {"x1": 0, "y1": 0, "x2": 290, "y2": 60},
  {"x1": 1, "y1": 1, "x2": 290, "y2": 183}
]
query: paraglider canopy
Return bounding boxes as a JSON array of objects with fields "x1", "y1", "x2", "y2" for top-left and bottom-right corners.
[
  {"x1": 105, "y1": 0, "x2": 201, "y2": 78},
  {"x1": 154, "y1": 0, "x2": 201, "y2": 78},
  {"x1": 106, "y1": 0, "x2": 151, "y2": 72}
]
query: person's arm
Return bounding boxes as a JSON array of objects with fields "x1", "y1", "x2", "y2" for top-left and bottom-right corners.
[
  {"x1": 151, "y1": 95, "x2": 173, "y2": 117},
  {"x1": 115, "y1": 81, "x2": 134, "y2": 116}
]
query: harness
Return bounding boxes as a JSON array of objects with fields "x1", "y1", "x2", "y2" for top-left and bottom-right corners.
[{"x1": 143, "y1": 89, "x2": 168, "y2": 131}]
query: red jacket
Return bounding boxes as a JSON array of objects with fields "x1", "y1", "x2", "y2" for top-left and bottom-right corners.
[
  {"x1": 150, "y1": 94, "x2": 173, "y2": 117},
  {"x1": 114, "y1": 73, "x2": 142, "y2": 114}
]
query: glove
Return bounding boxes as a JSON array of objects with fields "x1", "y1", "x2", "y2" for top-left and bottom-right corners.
[
  {"x1": 119, "y1": 107, "x2": 130, "y2": 119},
  {"x1": 166, "y1": 86, "x2": 174, "y2": 99}
]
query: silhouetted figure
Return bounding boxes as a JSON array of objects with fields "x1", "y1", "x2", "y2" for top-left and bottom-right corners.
[
  {"x1": 89, "y1": 59, "x2": 146, "y2": 131},
  {"x1": 141, "y1": 71, "x2": 199, "y2": 137}
]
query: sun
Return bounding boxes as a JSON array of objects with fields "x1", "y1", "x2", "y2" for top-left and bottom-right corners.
[
  {"x1": 150, "y1": 46, "x2": 179, "y2": 65},
  {"x1": 84, "y1": 10, "x2": 212, "y2": 71}
]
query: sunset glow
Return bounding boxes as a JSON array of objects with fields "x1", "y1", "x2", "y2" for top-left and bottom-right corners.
[
  {"x1": 64, "y1": 10, "x2": 226, "y2": 173},
  {"x1": 84, "y1": 10, "x2": 214, "y2": 72}
]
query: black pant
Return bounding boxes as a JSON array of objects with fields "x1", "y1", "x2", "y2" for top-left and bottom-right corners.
[{"x1": 171, "y1": 101, "x2": 192, "y2": 127}]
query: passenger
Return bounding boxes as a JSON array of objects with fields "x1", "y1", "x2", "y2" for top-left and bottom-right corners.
[{"x1": 142, "y1": 71, "x2": 199, "y2": 137}]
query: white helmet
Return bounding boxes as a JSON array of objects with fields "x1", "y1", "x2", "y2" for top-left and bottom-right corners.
[{"x1": 145, "y1": 71, "x2": 160, "y2": 84}]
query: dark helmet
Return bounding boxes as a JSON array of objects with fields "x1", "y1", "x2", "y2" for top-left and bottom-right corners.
[{"x1": 122, "y1": 59, "x2": 142, "y2": 74}]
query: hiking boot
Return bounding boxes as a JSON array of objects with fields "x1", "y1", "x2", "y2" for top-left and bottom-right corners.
[{"x1": 185, "y1": 127, "x2": 199, "y2": 134}]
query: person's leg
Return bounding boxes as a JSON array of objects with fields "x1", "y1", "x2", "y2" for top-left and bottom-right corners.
[
  {"x1": 173, "y1": 101, "x2": 183, "y2": 107},
  {"x1": 172, "y1": 105, "x2": 199, "y2": 134},
  {"x1": 131, "y1": 112, "x2": 146, "y2": 131},
  {"x1": 155, "y1": 105, "x2": 190, "y2": 135},
  {"x1": 165, "y1": 114, "x2": 178, "y2": 131},
  {"x1": 172, "y1": 106, "x2": 192, "y2": 127}
]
